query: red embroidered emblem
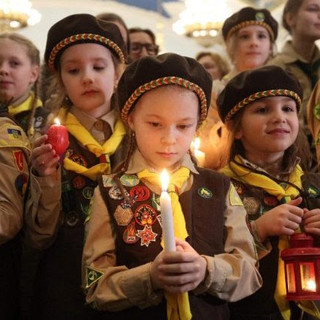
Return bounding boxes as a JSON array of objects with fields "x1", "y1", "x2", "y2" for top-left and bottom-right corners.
[
  {"x1": 123, "y1": 221, "x2": 138, "y2": 244},
  {"x1": 134, "y1": 204, "x2": 157, "y2": 226},
  {"x1": 129, "y1": 186, "x2": 150, "y2": 201},
  {"x1": 12, "y1": 150, "x2": 24, "y2": 171},
  {"x1": 136, "y1": 225, "x2": 157, "y2": 247}
]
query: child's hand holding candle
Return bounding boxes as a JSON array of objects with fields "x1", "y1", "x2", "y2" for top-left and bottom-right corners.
[
  {"x1": 160, "y1": 170, "x2": 176, "y2": 252},
  {"x1": 46, "y1": 118, "x2": 69, "y2": 156}
]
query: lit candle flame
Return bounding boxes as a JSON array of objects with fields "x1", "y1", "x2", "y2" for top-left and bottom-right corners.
[
  {"x1": 194, "y1": 137, "x2": 200, "y2": 151},
  {"x1": 54, "y1": 118, "x2": 61, "y2": 125},
  {"x1": 306, "y1": 279, "x2": 316, "y2": 291},
  {"x1": 161, "y1": 169, "x2": 169, "y2": 191}
]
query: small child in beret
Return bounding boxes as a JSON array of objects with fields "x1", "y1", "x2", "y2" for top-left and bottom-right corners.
[
  {"x1": 218, "y1": 65, "x2": 320, "y2": 319},
  {"x1": 26, "y1": 13, "x2": 128, "y2": 320},
  {"x1": 82, "y1": 53, "x2": 262, "y2": 320}
]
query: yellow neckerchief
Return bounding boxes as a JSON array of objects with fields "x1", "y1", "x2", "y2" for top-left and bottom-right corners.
[
  {"x1": 59, "y1": 108, "x2": 126, "y2": 181},
  {"x1": 221, "y1": 155, "x2": 320, "y2": 319},
  {"x1": 8, "y1": 93, "x2": 42, "y2": 116},
  {"x1": 137, "y1": 167, "x2": 192, "y2": 320}
]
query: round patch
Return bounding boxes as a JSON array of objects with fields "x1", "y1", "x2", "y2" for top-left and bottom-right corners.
[
  {"x1": 314, "y1": 104, "x2": 320, "y2": 120},
  {"x1": 109, "y1": 186, "x2": 123, "y2": 200},
  {"x1": 15, "y1": 173, "x2": 28, "y2": 196},
  {"x1": 255, "y1": 11, "x2": 265, "y2": 22},
  {"x1": 232, "y1": 180, "x2": 246, "y2": 195},
  {"x1": 307, "y1": 185, "x2": 320, "y2": 198},
  {"x1": 72, "y1": 175, "x2": 86, "y2": 189},
  {"x1": 263, "y1": 196, "x2": 278, "y2": 207},
  {"x1": 120, "y1": 174, "x2": 139, "y2": 187},
  {"x1": 129, "y1": 186, "x2": 150, "y2": 202},
  {"x1": 243, "y1": 197, "x2": 260, "y2": 215},
  {"x1": 82, "y1": 186, "x2": 94, "y2": 200},
  {"x1": 134, "y1": 204, "x2": 158, "y2": 226},
  {"x1": 198, "y1": 187, "x2": 213, "y2": 199},
  {"x1": 65, "y1": 211, "x2": 80, "y2": 227}
]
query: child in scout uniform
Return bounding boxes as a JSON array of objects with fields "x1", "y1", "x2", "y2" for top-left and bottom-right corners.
[
  {"x1": 0, "y1": 101, "x2": 31, "y2": 319},
  {"x1": 0, "y1": 33, "x2": 49, "y2": 140},
  {"x1": 82, "y1": 53, "x2": 262, "y2": 320},
  {"x1": 217, "y1": 65, "x2": 320, "y2": 319},
  {"x1": 25, "y1": 14, "x2": 128, "y2": 320}
]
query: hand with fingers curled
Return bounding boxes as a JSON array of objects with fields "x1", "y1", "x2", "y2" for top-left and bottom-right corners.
[
  {"x1": 254, "y1": 197, "x2": 304, "y2": 243},
  {"x1": 150, "y1": 238, "x2": 207, "y2": 294},
  {"x1": 303, "y1": 207, "x2": 320, "y2": 236},
  {"x1": 31, "y1": 134, "x2": 60, "y2": 177}
]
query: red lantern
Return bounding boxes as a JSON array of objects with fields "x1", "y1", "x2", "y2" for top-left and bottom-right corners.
[
  {"x1": 46, "y1": 119, "x2": 69, "y2": 156},
  {"x1": 281, "y1": 233, "x2": 320, "y2": 300}
]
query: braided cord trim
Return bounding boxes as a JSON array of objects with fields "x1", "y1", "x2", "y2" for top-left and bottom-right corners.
[
  {"x1": 48, "y1": 33, "x2": 125, "y2": 70},
  {"x1": 225, "y1": 89, "x2": 302, "y2": 122},
  {"x1": 121, "y1": 76, "x2": 208, "y2": 125},
  {"x1": 227, "y1": 21, "x2": 274, "y2": 41}
]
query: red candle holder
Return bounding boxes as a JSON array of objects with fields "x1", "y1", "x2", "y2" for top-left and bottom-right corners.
[
  {"x1": 46, "y1": 119, "x2": 69, "y2": 156},
  {"x1": 281, "y1": 233, "x2": 320, "y2": 300}
]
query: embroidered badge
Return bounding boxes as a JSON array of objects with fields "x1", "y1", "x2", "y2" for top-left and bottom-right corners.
[
  {"x1": 0, "y1": 124, "x2": 27, "y2": 147},
  {"x1": 198, "y1": 187, "x2": 213, "y2": 199},
  {"x1": 72, "y1": 175, "x2": 86, "y2": 189},
  {"x1": 120, "y1": 174, "x2": 139, "y2": 187},
  {"x1": 86, "y1": 266, "x2": 104, "y2": 289},
  {"x1": 82, "y1": 187, "x2": 94, "y2": 200},
  {"x1": 134, "y1": 204, "x2": 158, "y2": 226},
  {"x1": 232, "y1": 180, "x2": 246, "y2": 195},
  {"x1": 123, "y1": 221, "x2": 138, "y2": 244},
  {"x1": 15, "y1": 173, "x2": 28, "y2": 196},
  {"x1": 314, "y1": 104, "x2": 320, "y2": 121},
  {"x1": 243, "y1": 197, "x2": 260, "y2": 215},
  {"x1": 69, "y1": 154, "x2": 88, "y2": 167},
  {"x1": 307, "y1": 185, "x2": 320, "y2": 198},
  {"x1": 136, "y1": 225, "x2": 157, "y2": 247},
  {"x1": 109, "y1": 186, "x2": 123, "y2": 200},
  {"x1": 7, "y1": 127, "x2": 22, "y2": 139},
  {"x1": 62, "y1": 181, "x2": 72, "y2": 193},
  {"x1": 114, "y1": 205, "x2": 133, "y2": 226},
  {"x1": 129, "y1": 186, "x2": 150, "y2": 202},
  {"x1": 65, "y1": 211, "x2": 80, "y2": 227},
  {"x1": 65, "y1": 148, "x2": 74, "y2": 158},
  {"x1": 263, "y1": 196, "x2": 278, "y2": 207},
  {"x1": 229, "y1": 184, "x2": 243, "y2": 206},
  {"x1": 102, "y1": 175, "x2": 116, "y2": 187},
  {"x1": 12, "y1": 150, "x2": 24, "y2": 171},
  {"x1": 255, "y1": 11, "x2": 265, "y2": 22},
  {"x1": 152, "y1": 193, "x2": 161, "y2": 211}
]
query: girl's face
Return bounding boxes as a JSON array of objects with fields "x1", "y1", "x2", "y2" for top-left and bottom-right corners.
[
  {"x1": 0, "y1": 38, "x2": 39, "y2": 102},
  {"x1": 287, "y1": 0, "x2": 320, "y2": 40},
  {"x1": 128, "y1": 86, "x2": 199, "y2": 172},
  {"x1": 230, "y1": 25, "x2": 272, "y2": 72},
  {"x1": 60, "y1": 43, "x2": 119, "y2": 118},
  {"x1": 197, "y1": 55, "x2": 222, "y2": 80},
  {"x1": 235, "y1": 96, "x2": 299, "y2": 165}
]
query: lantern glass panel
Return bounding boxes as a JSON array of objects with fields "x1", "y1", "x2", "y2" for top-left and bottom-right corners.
[
  {"x1": 286, "y1": 263, "x2": 296, "y2": 293},
  {"x1": 300, "y1": 262, "x2": 316, "y2": 292}
]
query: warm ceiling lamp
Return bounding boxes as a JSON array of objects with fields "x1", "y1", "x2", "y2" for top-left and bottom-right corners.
[
  {"x1": 172, "y1": 0, "x2": 231, "y2": 48},
  {"x1": 0, "y1": 0, "x2": 41, "y2": 32}
]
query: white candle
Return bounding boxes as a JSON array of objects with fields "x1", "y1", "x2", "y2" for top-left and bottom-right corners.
[
  {"x1": 191, "y1": 137, "x2": 205, "y2": 167},
  {"x1": 160, "y1": 170, "x2": 176, "y2": 252}
]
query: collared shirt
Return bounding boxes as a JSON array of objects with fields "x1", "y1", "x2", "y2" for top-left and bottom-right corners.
[{"x1": 82, "y1": 150, "x2": 262, "y2": 312}]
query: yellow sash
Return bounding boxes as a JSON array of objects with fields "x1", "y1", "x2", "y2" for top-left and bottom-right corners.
[
  {"x1": 137, "y1": 167, "x2": 192, "y2": 320},
  {"x1": 221, "y1": 155, "x2": 320, "y2": 319},
  {"x1": 59, "y1": 108, "x2": 126, "y2": 181}
]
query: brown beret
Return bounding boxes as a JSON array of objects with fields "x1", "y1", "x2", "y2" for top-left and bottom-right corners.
[
  {"x1": 45, "y1": 13, "x2": 127, "y2": 71},
  {"x1": 118, "y1": 53, "x2": 212, "y2": 126},
  {"x1": 222, "y1": 7, "x2": 278, "y2": 41},
  {"x1": 217, "y1": 65, "x2": 303, "y2": 123}
]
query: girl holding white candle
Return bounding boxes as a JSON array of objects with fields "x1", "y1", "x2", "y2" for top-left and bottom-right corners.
[{"x1": 82, "y1": 53, "x2": 262, "y2": 320}]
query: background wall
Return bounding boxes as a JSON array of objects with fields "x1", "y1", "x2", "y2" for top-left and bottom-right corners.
[{"x1": 19, "y1": 0, "x2": 288, "y2": 61}]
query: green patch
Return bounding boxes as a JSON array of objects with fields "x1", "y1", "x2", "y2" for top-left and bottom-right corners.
[
  {"x1": 86, "y1": 267, "x2": 104, "y2": 288},
  {"x1": 198, "y1": 187, "x2": 213, "y2": 199}
]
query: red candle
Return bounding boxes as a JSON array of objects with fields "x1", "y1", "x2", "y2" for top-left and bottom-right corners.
[{"x1": 46, "y1": 118, "x2": 69, "y2": 156}]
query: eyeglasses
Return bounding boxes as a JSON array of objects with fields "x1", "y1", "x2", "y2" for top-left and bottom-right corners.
[{"x1": 130, "y1": 42, "x2": 159, "y2": 55}]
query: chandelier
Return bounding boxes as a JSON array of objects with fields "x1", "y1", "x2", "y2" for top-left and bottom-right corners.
[
  {"x1": 172, "y1": 0, "x2": 231, "y2": 48},
  {"x1": 0, "y1": 0, "x2": 41, "y2": 32}
]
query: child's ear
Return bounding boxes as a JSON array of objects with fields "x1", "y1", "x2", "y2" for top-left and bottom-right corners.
[{"x1": 127, "y1": 113, "x2": 135, "y2": 131}]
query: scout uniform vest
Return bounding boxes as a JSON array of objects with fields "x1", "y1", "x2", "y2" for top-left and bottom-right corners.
[
  {"x1": 229, "y1": 174, "x2": 320, "y2": 319},
  {"x1": 98, "y1": 167, "x2": 231, "y2": 320}
]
